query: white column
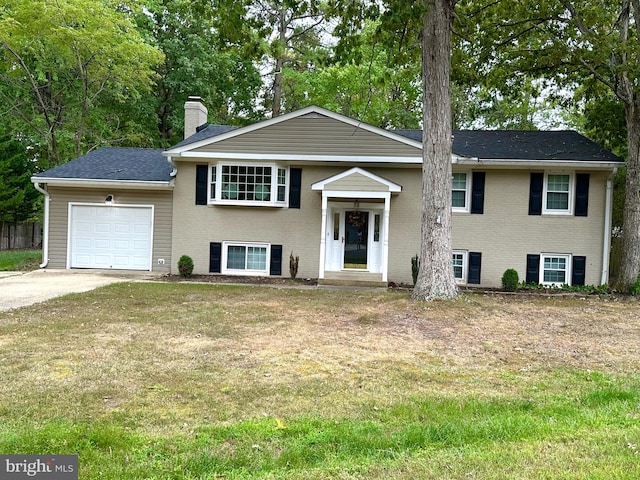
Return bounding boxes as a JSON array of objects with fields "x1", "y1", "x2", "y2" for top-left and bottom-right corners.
[
  {"x1": 382, "y1": 193, "x2": 391, "y2": 282},
  {"x1": 318, "y1": 192, "x2": 328, "y2": 279}
]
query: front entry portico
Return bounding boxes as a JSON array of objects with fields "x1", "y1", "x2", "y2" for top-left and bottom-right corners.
[{"x1": 311, "y1": 168, "x2": 401, "y2": 284}]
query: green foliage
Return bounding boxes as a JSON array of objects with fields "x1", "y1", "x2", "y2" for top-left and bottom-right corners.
[
  {"x1": 134, "y1": 0, "x2": 262, "y2": 143},
  {"x1": 501, "y1": 269, "x2": 519, "y2": 292},
  {"x1": 0, "y1": 249, "x2": 41, "y2": 271},
  {"x1": 177, "y1": 255, "x2": 194, "y2": 278},
  {"x1": 411, "y1": 255, "x2": 419, "y2": 286},
  {"x1": 289, "y1": 251, "x2": 299, "y2": 279},
  {"x1": 0, "y1": 131, "x2": 40, "y2": 225},
  {"x1": 630, "y1": 275, "x2": 640, "y2": 295},
  {"x1": 0, "y1": 0, "x2": 164, "y2": 164},
  {"x1": 518, "y1": 282, "x2": 613, "y2": 295},
  {"x1": 281, "y1": 22, "x2": 422, "y2": 128}
]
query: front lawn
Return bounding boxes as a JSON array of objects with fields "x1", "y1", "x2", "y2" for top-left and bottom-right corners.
[
  {"x1": 0, "y1": 249, "x2": 41, "y2": 271},
  {"x1": 1, "y1": 283, "x2": 639, "y2": 479}
]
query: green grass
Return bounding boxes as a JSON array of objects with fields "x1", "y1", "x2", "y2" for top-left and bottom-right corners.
[
  {"x1": 0, "y1": 283, "x2": 639, "y2": 479},
  {"x1": 0, "y1": 248, "x2": 41, "y2": 270}
]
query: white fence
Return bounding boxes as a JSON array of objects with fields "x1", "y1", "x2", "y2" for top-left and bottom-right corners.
[{"x1": 0, "y1": 222, "x2": 42, "y2": 250}]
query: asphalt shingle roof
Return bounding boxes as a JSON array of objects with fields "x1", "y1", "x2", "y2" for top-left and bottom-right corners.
[
  {"x1": 34, "y1": 148, "x2": 171, "y2": 182},
  {"x1": 170, "y1": 124, "x2": 239, "y2": 148},
  {"x1": 34, "y1": 126, "x2": 622, "y2": 183},
  {"x1": 393, "y1": 129, "x2": 622, "y2": 162}
]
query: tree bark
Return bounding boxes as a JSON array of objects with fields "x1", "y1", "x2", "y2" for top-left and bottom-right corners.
[
  {"x1": 412, "y1": 0, "x2": 459, "y2": 301},
  {"x1": 619, "y1": 98, "x2": 640, "y2": 288}
]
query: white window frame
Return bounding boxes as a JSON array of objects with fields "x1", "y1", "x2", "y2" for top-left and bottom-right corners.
[
  {"x1": 222, "y1": 241, "x2": 271, "y2": 276},
  {"x1": 452, "y1": 250, "x2": 468, "y2": 284},
  {"x1": 208, "y1": 162, "x2": 289, "y2": 207},
  {"x1": 542, "y1": 172, "x2": 574, "y2": 215},
  {"x1": 452, "y1": 171, "x2": 471, "y2": 213},
  {"x1": 540, "y1": 253, "x2": 572, "y2": 286}
]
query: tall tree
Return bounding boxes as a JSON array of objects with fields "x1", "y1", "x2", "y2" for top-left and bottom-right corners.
[
  {"x1": 281, "y1": 22, "x2": 423, "y2": 128},
  {"x1": 412, "y1": 0, "x2": 459, "y2": 300},
  {"x1": 135, "y1": 0, "x2": 262, "y2": 143},
  {"x1": 462, "y1": 0, "x2": 640, "y2": 290},
  {"x1": 332, "y1": 0, "x2": 459, "y2": 300},
  {"x1": 0, "y1": 0, "x2": 163, "y2": 165},
  {"x1": 251, "y1": 0, "x2": 327, "y2": 117}
]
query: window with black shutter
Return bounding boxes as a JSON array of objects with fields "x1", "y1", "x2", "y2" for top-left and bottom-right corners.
[
  {"x1": 196, "y1": 165, "x2": 208, "y2": 205},
  {"x1": 470, "y1": 172, "x2": 485, "y2": 214},
  {"x1": 468, "y1": 252, "x2": 482, "y2": 284},
  {"x1": 528, "y1": 173, "x2": 544, "y2": 215}
]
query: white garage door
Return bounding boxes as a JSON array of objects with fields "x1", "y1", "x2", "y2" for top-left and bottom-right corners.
[{"x1": 69, "y1": 205, "x2": 153, "y2": 270}]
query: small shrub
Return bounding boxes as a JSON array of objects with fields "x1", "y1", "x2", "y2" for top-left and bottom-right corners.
[
  {"x1": 178, "y1": 255, "x2": 194, "y2": 278},
  {"x1": 501, "y1": 269, "x2": 519, "y2": 292},
  {"x1": 411, "y1": 255, "x2": 420, "y2": 285},
  {"x1": 631, "y1": 274, "x2": 640, "y2": 295},
  {"x1": 289, "y1": 251, "x2": 299, "y2": 279}
]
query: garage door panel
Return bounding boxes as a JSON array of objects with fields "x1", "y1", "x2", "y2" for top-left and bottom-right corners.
[{"x1": 70, "y1": 205, "x2": 152, "y2": 270}]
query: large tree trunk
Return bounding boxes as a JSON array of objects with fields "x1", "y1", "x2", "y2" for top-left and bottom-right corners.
[
  {"x1": 619, "y1": 99, "x2": 640, "y2": 288},
  {"x1": 412, "y1": 0, "x2": 458, "y2": 301}
]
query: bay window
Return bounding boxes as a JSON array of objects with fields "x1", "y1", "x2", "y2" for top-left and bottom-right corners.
[{"x1": 208, "y1": 163, "x2": 288, "y2": 206}]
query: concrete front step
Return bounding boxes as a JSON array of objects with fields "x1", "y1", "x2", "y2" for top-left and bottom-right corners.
[{"x1": 319, "y1": 271, "x2": 387, "y2": 288}]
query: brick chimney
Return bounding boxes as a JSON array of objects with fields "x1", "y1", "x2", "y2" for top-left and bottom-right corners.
[{"x1": 184, "y1": 96, "x2": 208, "y2": 139}]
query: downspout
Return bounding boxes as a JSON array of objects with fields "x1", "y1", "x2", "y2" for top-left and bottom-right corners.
[
  {"x1": 601, "y1": 168, "x2": 617, "y2": 285},
  {"x1": 33, "y1": 182, "x2": 50, "y2": 268},
  {"x1": 168, "y1": 156, "x2": 177, "y2": 177}
]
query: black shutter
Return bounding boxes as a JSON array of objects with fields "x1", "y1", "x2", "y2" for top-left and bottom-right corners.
[
  {"x1": 468, "y1": 252, "x2": 482, "y2": 284},
  {"x1": 526, "y1": 254, "x2": 540, "y2": 284},
  {"x1": 572, "y1": 255, "x2": 586, "y2": 286},
  {"x1": 575, "y1": 174, "x2": 590, "y2": 217},
  {"x1": 528, "y1": 173, "x2": 544, "y2": 215},
  {"x1": 289, "y1": 168, "x2": 302, "y2": 209},
  {"x1": 196, "y1": 165, "x2": 208, "y2": 205},
  {"x1": 209, "y1": 242, "x2": 221, "y2": 273},
  {"x1": 270, "y1": 245, "x2": 283, "y2": 275},
  {"x1": 470, "y1": 172, "x2": 485, "y2": 214}
]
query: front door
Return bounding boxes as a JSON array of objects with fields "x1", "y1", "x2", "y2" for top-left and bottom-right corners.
[{"x1": 343, "y1": 210, "x2": 369, "y2": 269}]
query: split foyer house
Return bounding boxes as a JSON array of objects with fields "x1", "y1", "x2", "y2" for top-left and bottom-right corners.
[{"x1": 31, "y1": 100, "x2": 623, "y2": 287}]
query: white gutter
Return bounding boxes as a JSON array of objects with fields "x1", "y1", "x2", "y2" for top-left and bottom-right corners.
[
  {"x1": 455, "y1": 158, "x2": 623, "y2": 170},
  {"x1": 601, "y1": 168, "x2": 617, "y2": 285},
  {"x1": 32, "y1": 182, "x2": 50, "y2": 268},
  {"x1": 31, "y1": 178, "x2": 173, "y2": 190}
]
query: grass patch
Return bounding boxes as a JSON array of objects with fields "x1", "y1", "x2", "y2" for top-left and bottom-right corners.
[
  {"x1": 1, "y1": 283, "x2": 639, "y2": 478},
  {"x1": 0, "y1": 248, "x2": 41, "y2": 271}
]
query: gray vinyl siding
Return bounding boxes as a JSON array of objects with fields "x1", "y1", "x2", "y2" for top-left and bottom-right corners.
[
  {"x1": 325, "y1": 173, "x2": 392, "y2": 192},
  {"x1": 46, "y1": 186, "x2": 173, "y2": 273},
  {"x1": 190, "y1": 116, "x2": 421, "y2": 157}
]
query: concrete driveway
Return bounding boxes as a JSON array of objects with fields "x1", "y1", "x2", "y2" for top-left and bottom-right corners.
[{"x1": 0, "y1": 269, "x2": 155, "y2": 312}]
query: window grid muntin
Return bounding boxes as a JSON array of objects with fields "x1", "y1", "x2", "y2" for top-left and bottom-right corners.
[
  {"x1": 221, "y1": 165, "x2": 272, "y2": 201},
  {"x1": 209, "y1": 166, "x2": 217, "y2": 200},
  {"x1": 543, "y1": 255, "x2": 567, "y2": 284},
  {"x1": 452, "y1": 172, "x2": 468, "y2": 210},
  {"x1": 277, "y1": 168, "x2": 286, "y2": 202},
  {"x1": 452, "y1": 252, "x2": 465, "y2": 280},
  {"x1": 246, "y1": 246, "x2": 267, "y2": 270},
  {"x1": 227, "y1": 246, "x2": 247, "y2": 269},
  {"x1": 543, "y1": 173, "x2": 573, "y2": 214},
  {"x1": 209, "y1": 163, "x2": 288, "y2": 205}
]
